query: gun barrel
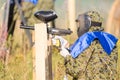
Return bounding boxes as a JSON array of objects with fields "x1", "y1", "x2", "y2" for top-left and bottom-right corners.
[
  {"x1": 20, "y1": 25, "x2": 72, "y2": 35},
  {"x1": 48, "y1": 28, "x2": 72, "y2": 35},
  {"x1": 20, "y1": 25, "x2": 34, "y2": 30}
]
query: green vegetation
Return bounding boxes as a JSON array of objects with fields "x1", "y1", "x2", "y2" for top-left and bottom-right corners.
[{"x1": 0, "y1": 49, "x2": 33, "y2": 80}]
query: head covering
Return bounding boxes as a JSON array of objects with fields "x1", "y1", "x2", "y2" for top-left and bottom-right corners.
[
  {"x1": 76, "y1": 11, "x2": 103, "y2": 37},
  {"x1": 85, "y1": 11, "x2": 103, "y2": 31}
]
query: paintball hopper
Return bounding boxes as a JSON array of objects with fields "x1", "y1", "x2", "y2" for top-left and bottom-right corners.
[{"x1": 34, "y1": 10, "x2": 58, "y2": 23}]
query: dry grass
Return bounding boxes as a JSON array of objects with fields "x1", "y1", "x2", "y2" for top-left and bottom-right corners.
[{"x1": 0, "y1": 50, "x2": 33, "y2": 80}]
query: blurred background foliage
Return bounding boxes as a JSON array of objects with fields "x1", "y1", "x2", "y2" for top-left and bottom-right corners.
[{"x1": 55, "y1": 0, "x2": 114, "y2": 29}]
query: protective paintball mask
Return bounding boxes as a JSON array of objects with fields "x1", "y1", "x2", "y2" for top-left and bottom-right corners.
[{"x1": 76, "y1": 11, "x2": 103, "y2": 37}]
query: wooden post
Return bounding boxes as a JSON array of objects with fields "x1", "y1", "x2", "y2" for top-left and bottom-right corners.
[
  {"x1": 68, "y1": 0, "x2": 77, "y2": 39},
  {"x1": 35, "y1": 23, "x2": 47, "y2": 80},
  {"x1": 32, "y1": 31, "x2": 35, "y2": 80}
]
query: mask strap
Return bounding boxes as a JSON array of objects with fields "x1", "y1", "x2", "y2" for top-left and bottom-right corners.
[{"x1": 91, "y1": 21, "x2": 102, "y2": 27}]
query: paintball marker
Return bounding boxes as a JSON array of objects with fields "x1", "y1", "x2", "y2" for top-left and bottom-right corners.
[
  {"x1": 20, "y1": 10, "x2": 72, "y2": 36},
  {"x1": 20, "y1": 25, "x2": 72, "y2": 36}
]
